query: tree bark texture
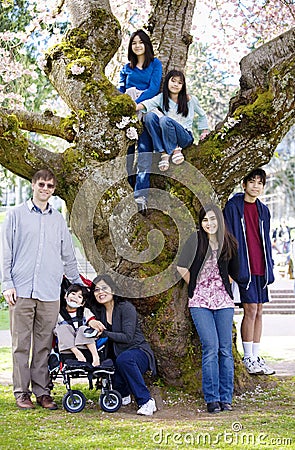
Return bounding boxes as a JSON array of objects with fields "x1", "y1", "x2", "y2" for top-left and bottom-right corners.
[{"x1": 0, "y1": 0, "x2": 294, "y2": 391}]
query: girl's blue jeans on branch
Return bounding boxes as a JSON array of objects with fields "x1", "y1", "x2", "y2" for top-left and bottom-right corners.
[
  {"x1": 144, "y1": 112, "x2": 194, "y2": 155},
  {"x1": 126, "y1": 126, "x2": 153, "y2": 200},
  {"x1": 190, "y1": 307, "x2": 234, "y2": 404},
  {"x1": 114, "y1": 348, "x2": 151, "y2": 406}
]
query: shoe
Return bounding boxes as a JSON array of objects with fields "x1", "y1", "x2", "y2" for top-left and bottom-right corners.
[
  {"x1": 137, "y1": 398, "x2": 157, "y2": 416},
  {"x1": 158, "y1": 153, "x2": 170, "y2": 171},
  {"x1": 83, "y1": 327, "x2": 98, "y2": 338},
  {"x1": 135, "y1": 196, "x2": 147, "y2": 215},
  {"x1": 16, "y1": 393, "x2": 35, "y2": 410},
  {"x1": 171, "y1": 147, "x2": 184, "y2": 165},
  {"x1": 257, "y1": 356, "x2": 276, "y2": 375},
  {"x1": 36, "y1": 394, "x2": 58, "y2": 410},
  {"x1": 242, "y1": 356, "x2": 264, "y2": 375},
  {"x1": 220, "y1": 402, "x2": 233, "y2": 411},
  {"x1": 207, "y1": 402, "x2": 221, "y2": 413},
  {"x1": 48, "y1": 353, "x2": 60, "y2": 372},
  {"x1": 122, "y1": 395, "x2": 131, "y2": 406}
]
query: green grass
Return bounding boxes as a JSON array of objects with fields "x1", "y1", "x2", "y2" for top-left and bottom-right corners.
[
  {"x1": 0, "y1": 344, "x2": 294, "y2": 450},
  {"x1": 0, "y1": 308, "x2": 9, "y2": 330},
  {"x1": 0, "y1": 381, "x2": 294, "y2": 449}
]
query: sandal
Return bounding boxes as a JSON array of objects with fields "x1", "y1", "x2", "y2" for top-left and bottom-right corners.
[
  {"x1": 171, "y1": 148, "x2": 184, "y2": 165},
  {"x1": 158, "y1": 153, "x2": 170, "y2": 172}
]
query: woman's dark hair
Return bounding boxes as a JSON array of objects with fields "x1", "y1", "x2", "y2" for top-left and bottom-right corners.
[
  {"x1": 162, "y1": 70, "x2": 189, "y2": 117},
  {"x1": 128, "y1": 29, "x2": 154, "y2": 69},
  {"x1": 88, "y1": 274, "x2": 123, "y2": 313},
  {"x1": 197, "y1": 203, "x2": 237, "y2": 260}
]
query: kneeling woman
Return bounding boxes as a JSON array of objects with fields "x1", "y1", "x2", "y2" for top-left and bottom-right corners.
[
  {"x1": 85, "y1": 274, "x2": 157, "y2": 416},
  {"x1": 177, "y1": 204, "x2": 239, "y2": 413}
]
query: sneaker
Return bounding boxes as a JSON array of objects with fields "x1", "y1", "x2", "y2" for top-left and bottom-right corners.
[
  {"x1": 242, "y1": 356, "x2": 264, "y2": 375},
  {"x1": 220, "y1": 402, "x2": 233, "y2": 411},
  {"x1": 48, "y1": 353, "x2": 60, "y2": 372},
  {"x1": 135, "y1": 196, "x2": 147, "y2": 215},
  {"x1": 207, "y1": 402, "x2": 221, "y2": 413},
  {"x1": 257, "y1": 357, "x2": 276, "y2": 375},
  {"x1": 122, "y1": 395, "x2": 131, "y2": 406},
  {"x1": 137, "y1": 398, "x2": 157, "y2": 416},
  {"x1": 16, "y1": 393, "x2": 35, "y2": 410},
  {"x1": 83, "y1": 327, "x2": 98, "y2": 338}
]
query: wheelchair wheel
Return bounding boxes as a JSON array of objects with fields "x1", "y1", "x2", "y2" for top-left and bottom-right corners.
[
  {"x1": 62, "y1": 390, "x2": 86, "y2": 413},
  {"x1": 100, "y1": 390, "x2": 122, "y2": 413}
]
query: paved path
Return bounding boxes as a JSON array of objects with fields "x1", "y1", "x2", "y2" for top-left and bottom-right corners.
[{"x1": 1, "y1": 313, "x2": 294, "y2": 383}]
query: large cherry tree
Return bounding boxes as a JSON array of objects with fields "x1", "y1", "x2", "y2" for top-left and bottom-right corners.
[{"x1": 0, "y1": 0, "x2": 294, "y2": 391}]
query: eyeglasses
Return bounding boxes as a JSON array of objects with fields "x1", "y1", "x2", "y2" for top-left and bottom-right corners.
[
  {"x1": 37, "y1": 182, "x2": 55, "y2": 189},
  {"x1": 94, "y1": 285, "x2": 111, "y2": 293}
]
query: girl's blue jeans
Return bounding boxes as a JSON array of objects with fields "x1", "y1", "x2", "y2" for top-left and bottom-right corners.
[
  {"x1": 144, "y1": 111, "x2": 194, "y2": 155},
  {"x1": 190, "y1": 307, "x2": 234, "y2": 404},
  {"x1": 126, "y1": 127, "x2": 153, "y2": 200}
]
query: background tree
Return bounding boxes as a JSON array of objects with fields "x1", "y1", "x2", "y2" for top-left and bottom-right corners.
[{"x1": 0, "y1": 0, "x2": 294, "y2": 391}]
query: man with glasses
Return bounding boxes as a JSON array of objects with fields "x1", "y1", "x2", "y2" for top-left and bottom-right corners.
[{"x1": 1, "y1": 169, "x2": 82, "y2": 410}]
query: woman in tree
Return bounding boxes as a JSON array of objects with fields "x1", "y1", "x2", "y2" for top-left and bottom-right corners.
[
  {"x1": 136, "y1": 69, "x2": 209, "y2": 171},
  {"x1": 118, "y1": 29, "x2": 162, "y2": 213}
]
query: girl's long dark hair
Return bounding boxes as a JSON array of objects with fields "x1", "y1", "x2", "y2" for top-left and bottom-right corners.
[
  {"x1": 197, "y1": 203, "x2": 237, "y2": 261},
  {"x1": 162, "y1": 70, "x2": 189, "y2": 117},
  {"x1": 128, "y1": 29, "x2": 154, "y2": 69}
]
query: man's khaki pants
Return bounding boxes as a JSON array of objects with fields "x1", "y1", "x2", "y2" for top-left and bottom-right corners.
[{"x1": 10, "y1": 297, "x2": 59, "y2": 399}]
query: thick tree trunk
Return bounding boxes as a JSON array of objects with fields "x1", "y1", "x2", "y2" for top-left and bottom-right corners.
[{"x1": 0, "y1": 0, "x2": 294, "y2": 391}]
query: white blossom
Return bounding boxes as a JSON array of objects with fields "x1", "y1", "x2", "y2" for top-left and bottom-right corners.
[
  {"x1": 70, "y1": 64, "x2": 85, "y2": 75},
  {"x1": 126, "y1": 127, "x2": 138, "y2": 140}
]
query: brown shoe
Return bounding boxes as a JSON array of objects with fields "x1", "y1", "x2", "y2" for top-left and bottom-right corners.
[
  {"x1": 16, "y1": 393, "x2": 35, "y2": 409},
  {"x1": 36, "y1": 394, "x2": 58, "y2": 410}
]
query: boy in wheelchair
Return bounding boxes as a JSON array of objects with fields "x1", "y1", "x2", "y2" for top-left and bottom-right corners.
[{"x1": 54, "y1": 283, "x2": 100, "y2": 366}]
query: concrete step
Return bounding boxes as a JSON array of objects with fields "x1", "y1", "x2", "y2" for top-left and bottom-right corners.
[
  {"x1": 268, "y1": 298, "x2": 295, "y2": 303},
  {"x1": 234, "y1": 281, "x2": 295, "y2": 314}
]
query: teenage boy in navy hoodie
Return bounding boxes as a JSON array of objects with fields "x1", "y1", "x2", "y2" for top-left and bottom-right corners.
[{"x1": 223, "y1": 168, "x2": 275, "y2": 375}]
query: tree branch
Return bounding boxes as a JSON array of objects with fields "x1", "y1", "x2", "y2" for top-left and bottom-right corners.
[{"x1": 2, "y1": 108, "x2": 77, "y2": 142}]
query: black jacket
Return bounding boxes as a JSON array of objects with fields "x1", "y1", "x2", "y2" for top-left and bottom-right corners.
[
  {"x1": 90, "y1": 300, "x2": 156, "y2": 375},
  {"x1": 178, "y1": 232, "x2": 239, "y2": 299}
]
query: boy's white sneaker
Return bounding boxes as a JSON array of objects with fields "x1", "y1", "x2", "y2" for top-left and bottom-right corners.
[
  {"x1": 243, "y1": 356, "x2": 264, "y2": 375},
  {"x1": 122, "y1": 395, "x2": 131, "y2": 406},
  {"x1": 137, "y1": 398, "x2": 157, "y2": 416},
  {"x1": 257, "y1": 357, "x2": 276, "y2": 375}
]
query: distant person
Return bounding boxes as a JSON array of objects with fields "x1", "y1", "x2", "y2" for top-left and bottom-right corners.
[
  {"x1": 223, "y1": 168, "x2": 275, "y2": 375},
  {"x1": 278, "y1": 220, "x2": 291, "y2": 254},
  {"x1": 177, "y1": 204, "x2": 239, "y2": 413},
  {"x1": 55, "y1": 283, "x2": 100, "y2": 366},
  {"x1": 85, "y1": 274, "x2": 157, "y2": 416},
  {"x1": 136, "y1": 69, "x2": 209, "y2": 171},
  {"x1": 118, "y1": 29, "x2": 162, "y2": 213},
  {"x1": 1, "y1": 169, "x2": 82, "y2": 410}
]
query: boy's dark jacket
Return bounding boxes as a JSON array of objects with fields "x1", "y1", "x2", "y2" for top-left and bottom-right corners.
[{"x1": 223, "y1": 193, "x2": 274, "y2": 288}]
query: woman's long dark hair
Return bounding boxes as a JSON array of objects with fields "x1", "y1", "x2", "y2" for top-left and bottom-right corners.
[
  {"x1": 88, "y1": 274, "x2": 124, "y2": 317},
  {"x1": 162, "y1": 70, "x2": 189, "y2": 117},
  {"x1": 128, "y1": 29, "x2": 154, "y2": 69},
  {"x1": 197, "y1": 203, "x2": 237, "y2": 261}
]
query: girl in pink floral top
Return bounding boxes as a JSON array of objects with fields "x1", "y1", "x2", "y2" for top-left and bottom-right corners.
[{"x1": 177, "y1": 204, "x2": 238, "y2": 414}]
